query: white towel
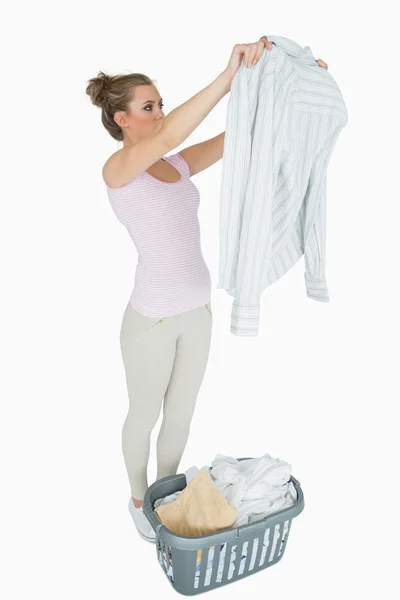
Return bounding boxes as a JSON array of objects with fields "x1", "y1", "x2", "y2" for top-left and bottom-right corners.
[{"x1": 210, "y1": 454, "x2": 297, "y2": 526}]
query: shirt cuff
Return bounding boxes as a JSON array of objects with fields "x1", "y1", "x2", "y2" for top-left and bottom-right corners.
[
  {"x1": 305, "y1": 276, "x2": 329, "y2": 302},
  {"x1": 231, "y1": 302, "x2": 261, "y2": 336}
]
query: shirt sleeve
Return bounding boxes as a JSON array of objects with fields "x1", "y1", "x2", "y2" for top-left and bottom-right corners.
[
  {"x1": 217, "y1": 58, "x2": 258, "y2": 296},
  {"x1": 303, "y1": 125, "x2": 344, "y2": 302},
  {"x1": 219, "y1": 50, "x2": 296, "y2": 336}
]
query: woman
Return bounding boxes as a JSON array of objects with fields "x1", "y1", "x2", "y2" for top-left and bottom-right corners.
[{"x1": 86, "y1": 36, "x2": 328, "y2": 543}]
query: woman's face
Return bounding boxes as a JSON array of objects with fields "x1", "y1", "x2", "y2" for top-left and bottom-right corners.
[{"x1": 125, "y1": 84, "x2": 165, "y2": 140}]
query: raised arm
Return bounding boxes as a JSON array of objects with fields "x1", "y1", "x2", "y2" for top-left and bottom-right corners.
[
  {"x1": 103, "y1": 74, "x2": 231, "y2": 188},
  {"x1": 179, "y1": 132, "x2": 225, "y2": 177},
  {"x1": 103, "y1": 39, "x2": 272, "y2": 188}
]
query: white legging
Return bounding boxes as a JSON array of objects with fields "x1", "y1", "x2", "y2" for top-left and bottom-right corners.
[{"x1": 119, "y1": 302, "x2": 213, "y2": 500}]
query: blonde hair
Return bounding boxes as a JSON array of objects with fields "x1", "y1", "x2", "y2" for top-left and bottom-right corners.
[{"x1": 86, "y1": 71, "x2": 154, "y2": 141}]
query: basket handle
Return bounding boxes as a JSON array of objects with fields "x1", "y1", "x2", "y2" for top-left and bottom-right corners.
[
  {"x1": 236, "y1": 476, "x2": 305, "y2": 537},
  {"x1": 142, "y1": 499, "x2": 163, "y2": 534},
  {"x1": 142, "y1": 474, "x2": 186, "y2": 534}
]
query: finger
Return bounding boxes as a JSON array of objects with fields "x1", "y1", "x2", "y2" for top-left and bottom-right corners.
[
  {"x1": 247, "y1": 44, "x2": 258, "y2": 66},
  {"x1": 243, "y1": 46, "x2": 250, "y2": 67},
  {"x1": 252, "y1": 41, "x2": 265, "y2": 65},
  {"x1": 259, "y1": 35, "x2": 273, "y2": 50},
  {"x1": 316, "y1": 58, "x2": 328, "y2": 69},
  {"x1": 255, "y1": 41, "x2": 265, "y2": 61},
  {"x1": 245, "y1": 46, "x2": 254, "y2": 67}
]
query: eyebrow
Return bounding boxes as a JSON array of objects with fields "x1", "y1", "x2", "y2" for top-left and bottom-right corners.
[{"x1": 142, "y1": 99, "x2": 163, "y2": 105}]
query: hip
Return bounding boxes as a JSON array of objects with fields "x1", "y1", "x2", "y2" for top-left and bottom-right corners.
[
  {"x1": 120, "y1": 301, "x2": 213, "y2": 346},
  {"x1": 129, "y1": 280, "x2": 211, "y2": 318}
]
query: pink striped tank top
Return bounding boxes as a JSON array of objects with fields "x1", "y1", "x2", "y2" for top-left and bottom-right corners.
[{"x1": 104, "y1": 152, "x2": 211, "y2": 317}]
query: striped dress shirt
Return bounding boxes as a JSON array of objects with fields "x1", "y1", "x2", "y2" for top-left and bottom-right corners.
[{"x1": 217, "y1": 35, "x2": 348, "y2": 336}]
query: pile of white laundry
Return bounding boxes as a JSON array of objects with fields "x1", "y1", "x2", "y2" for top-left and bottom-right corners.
[
  {"x1": 154, "y1": 453, "x2": 297, "y2": 526},
  {"x1": 154, "y1": 453, "x2": 297, "y2": 587}
]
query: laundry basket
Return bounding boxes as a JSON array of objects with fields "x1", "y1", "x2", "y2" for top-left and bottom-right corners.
[{"x1": 142, "y1": 458, "x2": 305, "y2": 595}]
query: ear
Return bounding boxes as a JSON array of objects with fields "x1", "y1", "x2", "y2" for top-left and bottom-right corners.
[{"x1": 114, "y1": 111, "x2": 125, "y2": 128}]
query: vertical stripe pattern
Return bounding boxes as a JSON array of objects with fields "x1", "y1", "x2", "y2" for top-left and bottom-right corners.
[{"x1": 218, "y1": 35, "x2": 348, "y2": 335}]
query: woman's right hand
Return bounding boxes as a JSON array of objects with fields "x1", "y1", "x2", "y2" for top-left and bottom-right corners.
[{"x1": 224, "y1": 37, "x2": 273, "y2": 82}]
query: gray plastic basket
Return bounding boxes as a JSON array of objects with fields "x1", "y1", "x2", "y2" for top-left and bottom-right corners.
[{"x1": 142, "y1": 458, "x2": 304, "y2": 595}]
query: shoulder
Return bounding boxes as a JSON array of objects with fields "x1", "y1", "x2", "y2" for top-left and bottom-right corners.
[
  {"x1": 164, "y1": 152, "x2": 191, "y2": 178},
  {"x1": 102, "y1": 170, "x2": 141, "y2": 194},
  {"x1": 102, "y1": 156, "x2": 142, "y2": 192}
]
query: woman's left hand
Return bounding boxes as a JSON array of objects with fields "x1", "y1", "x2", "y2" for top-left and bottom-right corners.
[{"x1": 259, "y1": 36, "x2": 328, "y2": 70}]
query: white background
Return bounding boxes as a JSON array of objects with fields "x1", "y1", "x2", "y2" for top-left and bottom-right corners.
[{"x1": 1, "y1": 1, "x2": 399, "y2": 598}]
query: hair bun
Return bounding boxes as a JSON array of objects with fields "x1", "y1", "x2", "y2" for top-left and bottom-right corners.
[{"x1": 86, "y1": 71, "x2": 113, "y2": 107}]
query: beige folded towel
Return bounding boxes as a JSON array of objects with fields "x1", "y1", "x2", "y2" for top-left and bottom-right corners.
[{"x1": 155, "y1": 469, "x2": 238, "y2": 536}]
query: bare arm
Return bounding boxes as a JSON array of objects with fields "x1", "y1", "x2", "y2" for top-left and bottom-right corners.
[
  {"x1": 161, "y1": 73, "x2": 230, "y2": 147},
  {"x1": 177, "y1": 43, "x2": 330, "y2": 178},
  {"x1": 180, "y1": 131, "x2": 225, "y2": 177},
  {"x1": 103, "y1": 71, "x2": 232, "y2": 187}
]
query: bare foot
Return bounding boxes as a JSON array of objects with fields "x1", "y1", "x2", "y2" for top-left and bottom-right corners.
[{"x1": 133, "y1": 497, "x2": 142, "y2": 509}]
